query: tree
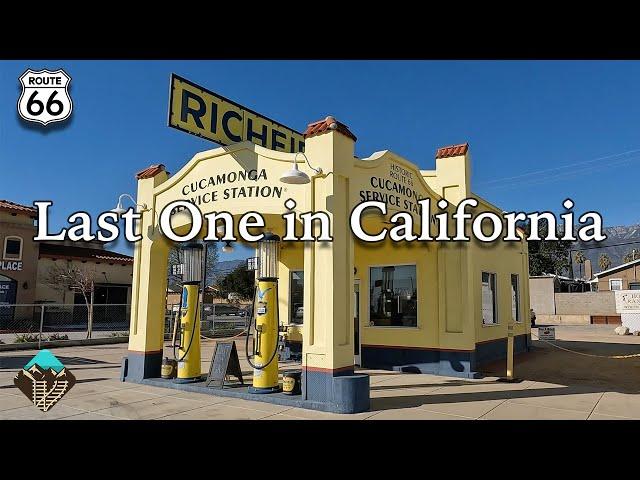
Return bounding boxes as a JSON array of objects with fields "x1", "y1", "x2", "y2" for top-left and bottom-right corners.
[
  {"x1": 167, "y1": 241, "x2": 219, "y2": 291},
  {"x1": 43, "y1": 263, "x2": 96, "y2": 339},
  {"x1": 217, "y1": 264, "x2": 255, "y2": 301},
  {"x1": 622, "y1": 249, "x2": 640, "y2": 263},
  {"x1": 574, "y1": 251, "x2": 586, "y2": 278},
  {"x1": 525, "y1": 220, "x2": 573, "y2": 276},
  {"x1": 598, "y1": 253, "x2": 612, "y2": 272}
]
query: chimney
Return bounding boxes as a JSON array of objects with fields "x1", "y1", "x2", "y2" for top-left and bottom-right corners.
[{"x1": 434, "y1": 143, "x2": 471, "y2": 205}]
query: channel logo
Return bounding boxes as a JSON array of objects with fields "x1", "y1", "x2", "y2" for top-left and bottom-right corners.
[{"x1": 13, "y1": 350, "x2": 76, "y2": 412}]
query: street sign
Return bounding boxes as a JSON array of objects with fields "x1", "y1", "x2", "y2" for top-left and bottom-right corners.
[
  {"x1": 168, "y1": 73, "x2": 305, "y2": 153},
  {"x1": 538, "y1": 326, "x2": 556, "y2": 341},
  {"x1": 615, "y1": 290, "x2": 640, "y2": 313},
  {"x1": 171, "y1": 264, "x2": 184, "y2": 276}
]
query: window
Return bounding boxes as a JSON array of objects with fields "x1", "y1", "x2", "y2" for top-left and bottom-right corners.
[
  {"x1": 511, "y1": 274, "x2": 521, "y2": 323},
  {"x1": 289, "y1": 271, "x2": 304, "y2": 325},
  {"x1": 609, "y1": 279, "x2": 623, "y2": 291},
  {"x1": 629, "y1": 282, "x2": 640, "y2": 291},
  {"x1": 482, "y1": 272, "x2": 498, "y2": 325},
  {"x1": 369, "y1": 265, "x2": 417, "y2": 327},
  {"x1": 3, "y1": 236, "x2": 22, "y2": 261}
]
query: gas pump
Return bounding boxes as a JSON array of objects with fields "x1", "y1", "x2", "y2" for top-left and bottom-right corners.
[
  {"x1": 246, "y1": 233, "x2": 282, "y2": 393},
  {"x1": 174, "y1": 242, "x2": 203, "y2": 383}
]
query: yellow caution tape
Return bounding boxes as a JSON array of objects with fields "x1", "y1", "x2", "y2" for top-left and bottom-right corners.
[{"x1": 531, "y1": 332, "x2": 640, "y2": 359}]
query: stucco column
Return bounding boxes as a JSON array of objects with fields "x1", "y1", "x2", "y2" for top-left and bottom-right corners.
[
  {"x1": 123, "y1": 165, "x2": 171, "y2": 381},
  {"x1": 300, "y1": 117, "x2": 369, "y2": 412}
]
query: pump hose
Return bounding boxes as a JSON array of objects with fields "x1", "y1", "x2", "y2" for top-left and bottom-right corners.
[{"x1": 245, "y1": 282, "x2": 281, "y2": 370}]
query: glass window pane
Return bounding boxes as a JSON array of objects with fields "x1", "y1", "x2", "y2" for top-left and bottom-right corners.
[
  {"x1": 369, "y1": 265, "x2": 417, "y2": 327},
  {"x1": 290, "y1": 271, "x2": 304, "y2": 324},
  {"x1": 4, "y1": 238, "x2": 21, "y2": 258},
  {"x1": 511, "y1": 274, "x2": 520, "y2": 322},
  {"x1": 482, "y1": 272, "x2": 497, "y2": 325}
]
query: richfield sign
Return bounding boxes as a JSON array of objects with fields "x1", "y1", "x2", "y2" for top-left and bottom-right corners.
[{"x1": 615, "y1": 291, "x2": 640, "y2": 313}]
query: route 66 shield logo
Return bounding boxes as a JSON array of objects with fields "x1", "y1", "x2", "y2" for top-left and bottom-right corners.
[{"x1": 18, "y1": 69, "x2": 73, "y2": 126}]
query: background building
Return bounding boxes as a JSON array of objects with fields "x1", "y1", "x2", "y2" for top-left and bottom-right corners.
[{"x1": 0, "y1": 199, "x2": 133, "y2": 329}]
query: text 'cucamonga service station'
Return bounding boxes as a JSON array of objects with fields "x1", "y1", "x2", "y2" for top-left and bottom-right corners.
[{"x1": 121, "y1": 116, "x2": 530, "y2": 413}]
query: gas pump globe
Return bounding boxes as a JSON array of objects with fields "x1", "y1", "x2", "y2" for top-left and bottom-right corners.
[
  {"x1": 257, "y1": 232, "x2": 280, "y2": 280},
  {"x1": 175, "y1": 242, "x2": 203, "y2": 383},
  {"x1": 247, "y1": 232, "x2": 282, "y2": 393}
]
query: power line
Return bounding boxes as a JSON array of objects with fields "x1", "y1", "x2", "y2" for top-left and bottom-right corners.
[{"x1": 478, "y1": 147, "x2": 640, "y2": 187}]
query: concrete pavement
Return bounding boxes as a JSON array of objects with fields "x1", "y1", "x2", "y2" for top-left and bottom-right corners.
[{"x1": 1, "y1": 326, "x2": 639, "y2": 420}]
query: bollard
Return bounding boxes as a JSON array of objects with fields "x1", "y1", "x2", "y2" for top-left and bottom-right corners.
[{"x1": 498, "y1": 321, "x2": 521, "y2": 383}]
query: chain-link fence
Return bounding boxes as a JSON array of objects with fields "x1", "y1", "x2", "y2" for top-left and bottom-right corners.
[
  {"x1": 165, "y1": 303, "x2": 249, "y2": 341},
  {"x1": 0, "y1": 304, "x2": 131, "y2": 346}
]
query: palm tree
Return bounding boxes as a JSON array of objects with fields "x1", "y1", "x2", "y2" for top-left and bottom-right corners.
[
  {"x1": 574, "y1": 251, "x2": 586, "y2": 279},
  {"x1": 623, "y1": 249, "x2": 640, "y2": 263},
  {"x1": 598, "y1": 253, "x2": 612, "y2": 272}
]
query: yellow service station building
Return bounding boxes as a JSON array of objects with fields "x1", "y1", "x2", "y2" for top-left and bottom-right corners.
[{"x1": 122, "y1": 115, "x2": 531, "y2": 413}]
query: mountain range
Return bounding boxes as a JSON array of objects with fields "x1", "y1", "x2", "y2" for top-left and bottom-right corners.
[{"x1": 572, "y1": 224, "x2": 640, "y2": 277}]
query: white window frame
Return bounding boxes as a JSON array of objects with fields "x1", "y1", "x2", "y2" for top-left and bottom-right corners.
[
  {"x1": 511, "y1": 273, "x2": 521, "y2": 323},
  {"x1": 367, "y1": 262, "x2": 419, "y2": 329},
  {"x1": 3, "y1": 236, "x2": 23, "y2": 261},
  {"x1": 482, "y1": 271, "x2": 499, "y2": 326},
  {"x1": 609, "y1": 278, "x2": 623, "y2": 291},
  {"x1": 289, "y1": 270, "x2": 304, "y2": 325}
]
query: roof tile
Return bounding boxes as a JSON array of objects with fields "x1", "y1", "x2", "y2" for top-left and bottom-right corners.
[
  {"x1": 0, "y1": 200, "x2": 37, "y2": 217},
  {"x1": 304, "y1": 116, "x2": 357, "y2": 142},
  {"x1": 435, "y1": 143, "x2": 469, "y2": 159},
  {"x1": 39, "y1": 243, "x2": 133, "y2": 264},
  {"x1": 136, "y1": 164, "x2": 167, "y2": 180}
]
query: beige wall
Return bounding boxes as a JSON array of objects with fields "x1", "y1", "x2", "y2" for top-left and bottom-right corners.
[
  {"x1": 0, "y1": 212, "x2": 38, "y2": 304},
  {"x1": 529, "y1": 277, "x2": 557, "y2": 314},
  {"x1": 597, "y1": 264, "x2": 640, "y2": 291},
  {"x1": 554, "y1": 291, "x2": 616, "y2": 315},
  {"x1": 35, "y1": 257, "x2": 133, "y2": 304}
]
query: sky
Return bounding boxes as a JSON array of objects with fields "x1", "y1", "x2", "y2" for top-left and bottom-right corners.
[{"x1": 1, "y1": 60, "x2": 640, "y2": 261}]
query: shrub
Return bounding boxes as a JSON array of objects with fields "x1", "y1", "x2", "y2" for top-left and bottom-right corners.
[
  {"x1": 48, "y1": 333, "x2": 69, "y2": 341},
  {"x1": 14, "y1": 333, "x2": 40, "y2": 343},
  {"x1": 109, "y1": 331, "x2": 129, "y2": 337}
]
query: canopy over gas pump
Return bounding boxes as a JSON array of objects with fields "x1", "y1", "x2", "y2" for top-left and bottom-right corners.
[
  {"x1": 247, "y1": 232, "x2": 282, "y2": 393},
  {"x1": 175, "y1": 242, "x2": 203, "y2": 383}
]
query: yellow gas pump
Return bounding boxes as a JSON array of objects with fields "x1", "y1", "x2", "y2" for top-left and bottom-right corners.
[
  {"x1": 247, "y1": 233, "x2": 281, "y2": 393},
  {"x1": 175, "y1": 242, "x2": 203, "y2": 383}
]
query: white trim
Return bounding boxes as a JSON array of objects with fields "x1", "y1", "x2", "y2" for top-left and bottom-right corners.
[
  {"x1": 3, "y1": 236, "x2": 23, "y2": 261},
  {"x1": 366, "y1": 263, "x2": 419, "y2": 329},
  {"x1": 594, "y1": 258, "x2": 640, "y2": 278},
  {"x1": 481, "y1": 271, "x2": 499, "y2": 326},
  {"x1": 609, "y1": 278, "x2": 624, "y2": 291}
]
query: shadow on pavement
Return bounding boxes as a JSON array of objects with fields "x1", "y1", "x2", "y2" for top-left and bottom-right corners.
[
  {"x1": 369, "y1": 384, "x2": 603, "y2": 412},
  {"x1": 0, "y1": 355, "x2": 111, "y2": 370},
  {"x1": 479, "y1": 340, "x2": 640, "y2": 394}
]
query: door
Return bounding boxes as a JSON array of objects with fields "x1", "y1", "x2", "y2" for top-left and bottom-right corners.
[
  {"x1": 0, "y1": 276, "x2": 17, "y2": 327},
  {"x1": 354, "y1": 280, "x2": 361, "y2": 366}
]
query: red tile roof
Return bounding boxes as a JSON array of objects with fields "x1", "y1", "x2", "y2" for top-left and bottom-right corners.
[
  {"x1": 435, "y1": 143, "x2": 469, "y2": 159},
  {"x1": 304, "y1": 116, "x2": 357, "y2": 142},
  {"x1": 39, "y1": 243, "x2": 133, "y2": 264},
  {"x1": 136, "y1": 164, "x2": 167, "y2": 180},
  {"x1": 0, "y1": 200, "x2": 37, "y2": 217}
]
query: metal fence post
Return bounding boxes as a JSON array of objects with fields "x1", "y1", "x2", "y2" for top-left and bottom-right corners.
[{"x1": 38, "y1": 305, "x2": 45, "y2": 350}]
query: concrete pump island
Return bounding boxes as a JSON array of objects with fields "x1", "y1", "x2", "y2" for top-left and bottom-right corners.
[{"x1": 120, "y1": 115, "x2": 534, "y2": 414}]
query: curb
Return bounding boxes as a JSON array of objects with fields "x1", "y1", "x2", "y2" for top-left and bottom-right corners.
[{"x1": 0, "y1": 336, "x2": 129, "y2": 352}]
